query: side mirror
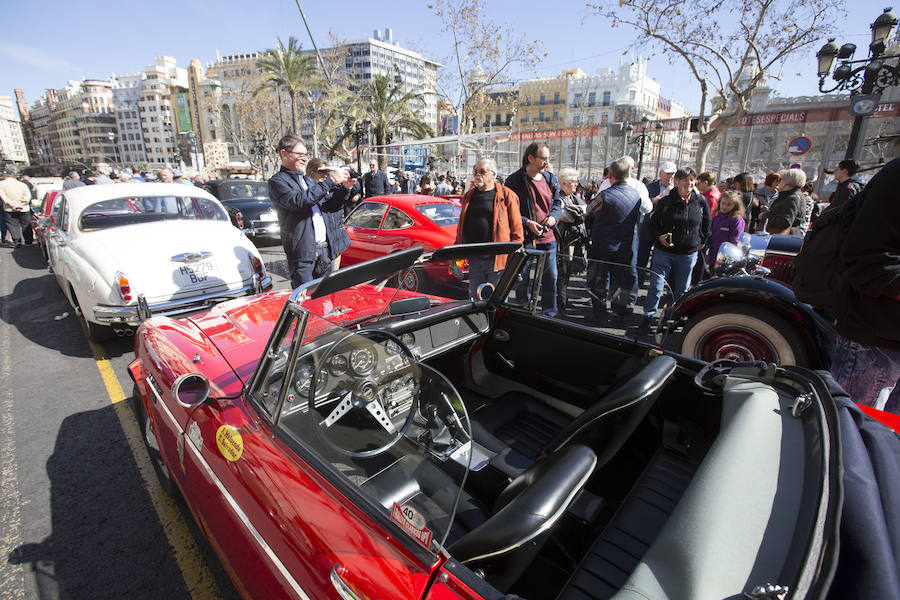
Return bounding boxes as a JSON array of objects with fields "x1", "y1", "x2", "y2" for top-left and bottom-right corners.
[
  {"x1": 172, "y1": 373, "x2": 210, "y2": 408},
  {"x1": 476, "y1": 282, "x2": 495, "y2": 301}
]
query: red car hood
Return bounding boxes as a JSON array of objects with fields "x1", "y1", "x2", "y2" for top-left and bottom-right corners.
[{"x1": 188, "y1": 285, "x2": 443, "y2": 385}]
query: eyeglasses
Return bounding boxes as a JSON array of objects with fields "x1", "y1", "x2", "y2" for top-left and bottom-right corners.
[
  {"x1": 535, "y1": 154, "x2": 550, "y2": 162},
  {"x1": 285, "y1": 150, "x2": 310, "y2": 158},
  {"x1": 473, "y1": 168, "x2": 492, "y2": 175}
]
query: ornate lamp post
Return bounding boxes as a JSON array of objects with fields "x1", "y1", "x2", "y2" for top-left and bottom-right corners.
[
  {"x1": 816, "y1": 7, "x2": 899, "y2": 160},
  {"x1": 107, "y1": 131, "x2": 120, "y2": 168},
  {"x1": 251, "y1": 130, "x2": 267, "y2": 179},
  {"x1": 345, "y1": 119, "x2": 371, "y2": 176}
]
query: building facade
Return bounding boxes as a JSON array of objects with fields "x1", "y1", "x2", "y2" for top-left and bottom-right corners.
[
  {"x1": 0, "y1": 96, "x2": 29, "y2": 168},
  {"x1": 112, "y1": 72, "x2": 148, "y2": 166},
  {"x1": 50, "y1": 79, "x2": 117, "y2": 168},
  {"x1": 139, "y1": 56, "x2": 188, "y2": 168}
]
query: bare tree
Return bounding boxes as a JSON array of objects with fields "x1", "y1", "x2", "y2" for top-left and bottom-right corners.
[
  {"x1": 588, "y1": 0, "x2": 843, "y2": 171},
  {"x1": 429, "y1": 0, "x2": 545, "y2": 135},
  {"x1": 210, "y1": 77, "x2": 283, "y2": 176}
]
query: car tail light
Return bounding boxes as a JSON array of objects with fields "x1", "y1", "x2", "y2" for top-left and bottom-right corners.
[
  {"x1": 116, "y1": 271, "x2": 133, "y2": 302},
  {"x1": 251, "y1": 256, "x2": 266, "y2": 278},
  {"x1": 236, "y1": 211, "x2": 244, "y2": 229}
]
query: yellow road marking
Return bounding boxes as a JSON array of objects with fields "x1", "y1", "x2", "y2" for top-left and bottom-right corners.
[{"x1": 88, "y1": 339, "x2": 223, "y2": 600}]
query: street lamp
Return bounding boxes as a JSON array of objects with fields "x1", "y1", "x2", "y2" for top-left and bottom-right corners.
[
  {"x1": 345, "y1": 119, "x2": 371, "y2": 176},
  {"x1": 624, "y1": 116, "x2": 659, "y2": 178},
  {"x1": 816, "y1": 7, "x2": 899, "y2": 160},
  {"x1": 623, "y1": 122, "x2": 634, "y2": 155},
  {"x1": 108, "y1": 131, "x2": 120, "y2": 168},
  {"x1": 251, "y1": 130, "x2": 267, "y2": 178}
]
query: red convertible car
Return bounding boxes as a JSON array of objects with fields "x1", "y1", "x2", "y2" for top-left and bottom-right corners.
[
  {"x1": 342, "y1": 195, "x2": 465, "y2": 295},
  {"x1": 129, "y1": 244, "x2": 900, "y2": 600}
]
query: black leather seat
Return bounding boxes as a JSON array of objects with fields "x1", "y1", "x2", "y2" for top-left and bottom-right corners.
[
  {"x1": 557, "y1": 449, "x2": 698, "y2": 600},
  {"x1": 472, "y1": 355, "x2": 677, "y2": 475},
  {"x1": 361, "y1": 445, "x2": 597, "y2": 592}
]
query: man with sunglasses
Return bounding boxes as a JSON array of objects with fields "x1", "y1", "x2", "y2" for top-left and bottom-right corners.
[
  {"x1": 503, "y1": 142, "x2": 562, "y2": 316},
  {"x1": 454, "y1": 158, "x2": 523, "y2": 299},
  {"x1": 268, "y1": 134, "x2": 356, "y2": 287}
]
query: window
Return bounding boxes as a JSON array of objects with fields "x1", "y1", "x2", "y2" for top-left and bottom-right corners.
[
  {"x1": 79, "y1": 196, "x2": 227, "y2": 230},
  {"x1": 415, "y1": 203, "x2": 460, "y2": 226},
  {"x1": 539, "y1": 94, "x2": 546, "y2": 105},
  {"x1": 552, "y1": 110, "x2": 559, "y2": 121},
  {"x1": 553, "y1": 92, "x2": 560, "y2": 104},
  {"x1": 588, "y1": 92, "x2": 596, "y2": 106},
  {"x1": 345, "y1": 202, "x2": 387, "y2": 229},
  {"x1": 602, "y1": 91, "x2": 611, "y2": 107},
  {"x1": 381, "y1": 207, "x2": 414, "y2": 230},
  {"x1": 573, "y1": 93, "x2": 582, "y2": 106},
  {"x1": 539, "y1": 110, "x2": 545, "y2": 121}
]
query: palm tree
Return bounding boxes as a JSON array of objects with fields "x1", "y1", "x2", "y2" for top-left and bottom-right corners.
[
  {"x1": 353, "y1": 74, "x2": 435, "y2": 169},
  {"x1": 255, "y1": 36, "x2": 318, "y2": 147}
]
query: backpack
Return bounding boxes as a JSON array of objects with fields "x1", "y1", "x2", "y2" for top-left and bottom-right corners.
[{"x1": 792, "y1": 197, "x2": 862, "y2": 309}]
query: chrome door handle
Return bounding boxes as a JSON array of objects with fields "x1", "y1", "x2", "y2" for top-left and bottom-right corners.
[{"x1": 330, "y1": 565, "x2": 362, "y2": 600}]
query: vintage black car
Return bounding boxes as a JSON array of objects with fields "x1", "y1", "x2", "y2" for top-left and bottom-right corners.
[
  {"x1": 203, "y1": 178, "x2": 280, "y2": 241},
  {"x1": 673, "y1": 234, "x2": 834, "y2": 369}
]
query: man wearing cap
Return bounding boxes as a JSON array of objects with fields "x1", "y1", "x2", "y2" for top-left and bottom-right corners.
[
  {"x1": 638, "y1": 161, "x2": 677, "y2": 271},
  {"x1": 0, "y1": 172, "x2": 33, "y2": 248}
]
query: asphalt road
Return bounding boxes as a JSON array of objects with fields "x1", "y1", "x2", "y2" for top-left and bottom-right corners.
[{"x1": 0, "y1": 235, "x2": 680, "y2": 600}]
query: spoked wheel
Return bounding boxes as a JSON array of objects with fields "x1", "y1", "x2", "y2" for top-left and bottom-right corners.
[{"x1": 680, "y1": 304, "x2": 808, "y2": 366}]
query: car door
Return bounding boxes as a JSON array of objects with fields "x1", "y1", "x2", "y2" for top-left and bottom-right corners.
[
  {"x1": 178, "y1": 396, "x2": 444, "y2": 600},
  {"x1": 375, "y1": 206, "x2": 416, "y2": 254},
  {"x1": 343, "y1": 201, "x2": 388, "y2": 265}
]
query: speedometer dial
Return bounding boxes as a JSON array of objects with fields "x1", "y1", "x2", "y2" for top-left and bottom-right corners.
[{"x1": 349, "y1": 347, "x2": 376, "y2": 376}]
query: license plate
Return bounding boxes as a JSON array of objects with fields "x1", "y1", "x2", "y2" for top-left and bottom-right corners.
[
  {"x1": 174, "y1": 259, "x2": 218, "y2": 287},
  {"x1": 259, "y1": 211, "x2": 277, "y2": 222}
]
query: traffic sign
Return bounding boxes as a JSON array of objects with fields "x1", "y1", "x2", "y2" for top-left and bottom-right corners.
[
  {"x1": 788, "y1": 136, "x2": 811, "y2": 156},
  {"x1": 790, "y1": 163, "x2": 801, "y2": 169}
]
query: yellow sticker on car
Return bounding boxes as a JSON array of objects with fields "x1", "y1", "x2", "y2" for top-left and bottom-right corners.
[{"x1": 216, "y1": 425, "x2": 243, "y2": 462}]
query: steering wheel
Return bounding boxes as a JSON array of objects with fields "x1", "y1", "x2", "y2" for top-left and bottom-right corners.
[{"x1": 308, "y1": 329, "x2": 418, "y2": 458}]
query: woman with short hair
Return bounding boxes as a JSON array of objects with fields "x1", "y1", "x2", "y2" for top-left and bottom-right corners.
[
  {"x1": 765, "y1": 168, "x2": 807, "y2": 235},
  {"x1": 555, "y1": 167, "x2": 587, "y2": 311}
]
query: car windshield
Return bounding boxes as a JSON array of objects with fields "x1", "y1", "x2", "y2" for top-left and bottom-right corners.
[
  {"x1": 219, "y1": 181, "x2": 268, "y2": 200},
  {"x1": 252, "y1": 309, "x2": 471, "y2": 557},
  {"x1": 415, "y1": 203, "x2": 460, "y2": 227},
  {"x1": 78, "y1": 196, "x2": 228, "y2": 231}
]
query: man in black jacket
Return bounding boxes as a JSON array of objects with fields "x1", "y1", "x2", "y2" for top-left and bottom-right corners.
[
  {"x1": 830, "y1": 154, "x2": 900, "y2": 412},
  {"x1": 503, "y1": 142, "x2": 563, "y2": 316},
  {"x1": 363, "y1": 159, "x2": 390, "y2": 198},
  {"x1": 640, "y1": 167, "x2": 710, "y2": 332},
  {"x1": 268, "y1": 134, "x2": 355, "y2": 288}
]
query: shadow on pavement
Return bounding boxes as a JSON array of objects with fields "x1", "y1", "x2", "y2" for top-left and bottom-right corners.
[
  {"x1": 7, "y1": 400, "x2": 240, "y2": 599},
  {"x1": 0, "y1": 272, "x2": 93, "y2": 359},
  {"x1": 8, "y1": 244, "x2": 47, "y2": 271}
]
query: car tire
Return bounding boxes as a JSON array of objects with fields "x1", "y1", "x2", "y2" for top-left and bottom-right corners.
[
  {"x1": 680, "y1": 304, "x2": 809, "y2": 366},
  {"x1": 134, "y1": 384, "x2": 179, "y2": 497},
  {"x1": 72, "y1": 289, "x2": 114, "y2": 342},
  {"x1": 395, "y1": 267, "x2": 430, "y2": 293}
]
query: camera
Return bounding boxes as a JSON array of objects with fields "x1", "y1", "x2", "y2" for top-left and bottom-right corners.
[{"x1": 347, "y1": 169, "x2": 361, "y2": 179}]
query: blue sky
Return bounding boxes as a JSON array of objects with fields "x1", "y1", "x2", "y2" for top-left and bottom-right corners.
[{"x1": 1, "y1": 0, "x2": 887, "y2": 116}]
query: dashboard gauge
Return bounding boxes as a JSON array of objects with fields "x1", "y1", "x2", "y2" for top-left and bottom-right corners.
[
  {"x1": 400, "y1": 332, "x2": 416, "y2": 348},
  {"x1": 327, "y1": 354, "x2": 349, "y2": 376},
  {"x1": 294, "y1": 360, "x2": 324, "y2": 395},
  {"x1": 349, "y1": 347, "x2": 376, "y2": 376}
]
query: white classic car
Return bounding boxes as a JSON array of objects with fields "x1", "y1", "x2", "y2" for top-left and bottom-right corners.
[{"x1": 46, "y1": 182, "x2": 272, "y2": 341}]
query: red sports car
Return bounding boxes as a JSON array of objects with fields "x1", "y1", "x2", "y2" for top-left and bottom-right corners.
[
  {"x1": 129, "y1": 244, "x2": 900, "y2": 600},
  {"x1": 343, "y1": 195, "x2": 466, "y2": 295},
  {"x1": 33, "y1": 189, "x2": 63, "y2": 261}
]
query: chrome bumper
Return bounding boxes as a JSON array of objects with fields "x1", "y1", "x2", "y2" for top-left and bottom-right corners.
[
  {"x1": 93, "y1": 276, "x2": 273, "y2": 325},
  {"x1": 244, "y1": 222, "x2": 280, "y2": 237}
]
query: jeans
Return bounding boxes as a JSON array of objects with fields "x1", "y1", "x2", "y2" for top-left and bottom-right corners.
[
  {"x1": 467, "y1": 256, "x2": 500, "y2": 300},
  {"x1": 643, "y1": 249, "x2": 696, "y2": 318},
  {"x1": 288, "y1": 243, "x2": 332, "y2": 288},
  {"x1": 516, "y1": 241, "x2": 558, "y2": 317},
  {"x1": 4, "y1": 211, "x2": 31, "y2": 244},
  {"x1": 587, "y1": 251, "x2": 637, "y2": 316},
  {"x1": 830, "y1": 335, "x2": 900, "y2": 413},
  {"x1": 636, "y1": 216, "x2": 653, "y2": 272}
]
